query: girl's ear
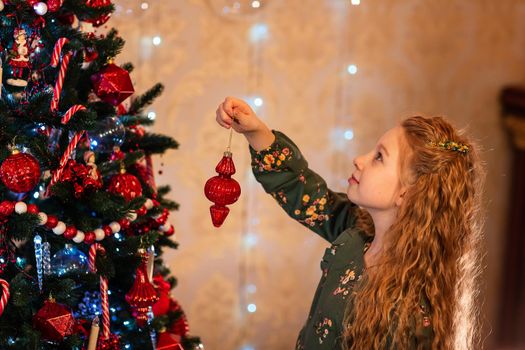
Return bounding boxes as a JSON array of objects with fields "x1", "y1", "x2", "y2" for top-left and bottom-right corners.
[{"x1": 395, "y1": 187, "x2": 407, "y2": 207}]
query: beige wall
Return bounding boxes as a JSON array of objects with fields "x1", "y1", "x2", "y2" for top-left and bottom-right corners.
[{"x1": 111, "y1": 0, "x2": 525, "y2": 349}]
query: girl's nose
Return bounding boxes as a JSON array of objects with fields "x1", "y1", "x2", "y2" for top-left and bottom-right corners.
[{"x1": 353, "y1": 155, "x2": 363, "y2": 170}]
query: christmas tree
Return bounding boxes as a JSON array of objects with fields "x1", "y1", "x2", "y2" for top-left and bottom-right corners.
[{"x1": 0, "y1": 0, "x2": 202, "y2": 349}]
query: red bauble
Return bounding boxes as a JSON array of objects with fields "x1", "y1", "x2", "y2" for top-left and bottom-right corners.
[
  {"x1": 204, "y1": 152, "x2": 241, "y2": 227},
  {"x1": 47, "y1": 0, "x2": 63, "y2": 12},
  {"x1": 125, "y1": 254, "x2": 159, "y2": 326},
  {"x1": 96, "y1": 333, "x2": 121, "y2": 350},
  {"x1": 84, "y1": 0, "x2": 112, "y2": 27},
  {"x1": 91, "y1": 63, "x2": 134, "y2": 106},
  {"x1": 33, "y1": 298, "x2": 76, "y2": 342},
  {"x1": 108, "y1": 172, "x2": 143, "y2": 201},
  {"x1": 152, "y1": 274, "x2": 171, "y2": 317},
  {"x1": 0, "y1": 201, "x2": 15, "y2": 217},
  {"x1": 0, "y1": 151, "x2": 41, "y2": 193},
  {"x1": 156, "y1": 330, "x2": 183, "y2": 350}
]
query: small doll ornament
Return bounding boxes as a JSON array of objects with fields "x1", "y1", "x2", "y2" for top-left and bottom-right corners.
[
  {"x1": 84, "y1": 151, "x2": 100, "y2": 182},
  {"x1": 5, "y1": 28, "x2": 31, "y2": 93}
]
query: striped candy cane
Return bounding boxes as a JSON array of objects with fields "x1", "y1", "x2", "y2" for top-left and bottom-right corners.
[
  {"x1": 0, "y1": 279, "x2": 10, "y2": 317},
  {"x1": 89, "y1": 243, "x2": 110, "y2": 339},
  {"x1": 61, "y1": 104, "x2": 86, "y2": 124},
  {"x1": 46, "y1": 38, "x2": 89, "y2": 195},
  {"x1": 51, "y1": 38, "x2": 71, "y2": 112},
  {"x1": 47, "y1": 130, "x2": 86, "y2": 194}
]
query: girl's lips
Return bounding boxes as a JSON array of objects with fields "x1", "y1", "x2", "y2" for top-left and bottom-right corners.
[{"x1": 348, "y1": 175, "x2": 359, "y2": 185}]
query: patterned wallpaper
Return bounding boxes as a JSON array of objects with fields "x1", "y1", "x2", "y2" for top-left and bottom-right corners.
[{"x1": 109, "y1": 0, "x2": 525, "y2": 349}]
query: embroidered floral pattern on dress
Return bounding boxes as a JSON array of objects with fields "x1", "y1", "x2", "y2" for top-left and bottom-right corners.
[
  {"x1": 251, "y1": 144, "x2": 292, "y2": 172},
  {"x1": 333, "y1": 264, "x2": 358, "y2": 299},
  {"x1": 315, "y1": 317, "x2": 333, "y2": 344},
  {"x1": 291, "y1": 188, "x2": 331, "y2": 227}
]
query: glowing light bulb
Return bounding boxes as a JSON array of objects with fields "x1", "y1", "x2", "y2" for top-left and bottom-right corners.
[
  {"x1": 251, "y1": 0, "x2": 261, "y2": 8},
  {"x1": 254, "y1": 97, "x2": 263, "y2": 107},
  {"x1": 152, "y1": 36, "x2": 162, "y2": 46},
  {"x1": 141, "y1": 2, "x2": 149, "y2": 10},
  {"x1": 344, "y1": 129, "x2": 354, "y2": 140},
  {"x1": 148, "y1": 111, "x2": 156, "y2": 120},
  {"x1": 347, "y1": 64, "x2": 358, "y2": 75},
  {"x1": 247, "y1": 303, "x2": 257, "y2": 313},
  {"x1": 351, "y1": 0, "x2": 360, "y2": 5}
]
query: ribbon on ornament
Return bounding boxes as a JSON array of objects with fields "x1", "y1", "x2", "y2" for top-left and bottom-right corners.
[{"x1": 88, "y1": 243, "x2": 110, "y2": 340}]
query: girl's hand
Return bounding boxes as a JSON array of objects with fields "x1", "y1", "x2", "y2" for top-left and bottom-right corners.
[
  {"x1": 216, "y1": 97, "x2": 264, "y2": 134},
  {"x1": 216, "y1": 97, "x2": 275, "y2": 151}
]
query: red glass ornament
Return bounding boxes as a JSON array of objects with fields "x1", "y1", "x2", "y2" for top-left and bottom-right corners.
[
  {"x1": 156, "y1": 330, "x2": 183, "y2": 350},
  {"x1": 0, "y1": 151, "x2": 41, "y2": 193},
  {"x1": 33, "y1": 298, "x2": 76, "y2": 342},
  {"x1": 91, "y1": 63, "x2": 134, "y2": 106},
  {"x1": 125, "y1": 252, "x2": 159, "y2": 326},
  {"x1": 84, "y1": 0, "x2": 112, "y2": 27},
  {"x1": 96, "y1": 333, "x2": 120, "y2": 350},
  {"x1": 0, "y1": 201, "x2": 15, "y2": 217},
  {"x1": 204, "y1": 151, "x2": 241, "y2": 227},
  {"x1": 108, "y1": 171, "x2": 143, "y2": 201}
]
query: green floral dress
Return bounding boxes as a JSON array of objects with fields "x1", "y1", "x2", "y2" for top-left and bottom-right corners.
[{"x1": 249, "y1": 131, "x2": 434, "y2": 349}]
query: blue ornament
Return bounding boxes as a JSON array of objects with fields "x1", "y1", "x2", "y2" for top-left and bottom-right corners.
[
  {"x1": 50, "y1": 244, "x2": 88, "y2": 276},
  {"x1": 74, "y1": 291, "x2": 102, "y2": 319}
]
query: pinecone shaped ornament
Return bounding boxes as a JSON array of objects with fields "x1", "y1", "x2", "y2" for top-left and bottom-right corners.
[{"x1": 204, "y1": 151, "x2": 241, "y2": 227}]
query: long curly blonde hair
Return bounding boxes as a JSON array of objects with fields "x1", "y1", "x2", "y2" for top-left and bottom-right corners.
[{"x1": 343, "y1": 116, "x2": 485, "y2": 349}]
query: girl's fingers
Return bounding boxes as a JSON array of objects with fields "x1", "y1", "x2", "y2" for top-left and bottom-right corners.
[
  {"x1": 219, "y1": 105, "x2": 234, "y2": 126},
  {"x1": 216, "y1": 107, "x2": 231, "y2": 129},
  {"x1": 223, "y1": 96, "x2": 236, "y2": 116}
]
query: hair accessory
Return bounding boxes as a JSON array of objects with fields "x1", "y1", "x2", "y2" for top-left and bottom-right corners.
[{"x1": 429, "y1": 140, "x2": 469, "y2": 154}]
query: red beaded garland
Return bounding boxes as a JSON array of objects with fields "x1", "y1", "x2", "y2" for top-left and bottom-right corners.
[
  {"x1": 63, "y1": 226, "x2": 77, "y2": 239},
  {"x1": 45, "y1": 215, "x2": 58, "y2": 229},
  {"x1": 27, "y1": 204, "x2": 39, "y2": 214},
  {"x1": 103, "y1": 225, "x2": 113, "y2": 236},
  {"x1": 84, "y1": 231, "x2": 96, "y2": 244},
  {"x1": 118, "y1": 218, "x2": 130, "y2": 229}
]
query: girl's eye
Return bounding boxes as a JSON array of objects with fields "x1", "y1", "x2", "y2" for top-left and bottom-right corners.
[{"x1": 374, "y1": 152, "x2": 383, "y2": 162}]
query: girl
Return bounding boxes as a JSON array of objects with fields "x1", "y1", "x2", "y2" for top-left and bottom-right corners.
[{"x1": 215, "y1": 97, "x2": 484, "y2": 349}]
